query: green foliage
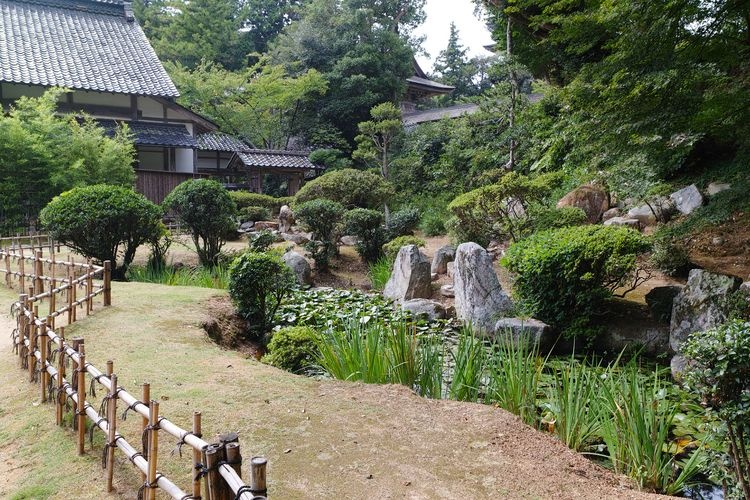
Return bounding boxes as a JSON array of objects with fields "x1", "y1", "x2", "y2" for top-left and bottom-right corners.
[
  {"x1": 503, "y1": 225, "x2": 650, "y2": 340},
  {"x1": 420, "y1": 212, "x2": 447, "y2": 236},
  {"x1": 228, "y1": 251, "x2": 296, "y2": 337},
  {"x1": 262, "y1": 326, "x2": 320, "y2": 373},
  {"x1": 40, "y1": 185, "x2": 161, "y2": 279},
  {"x1": 528, "y1": 206, "x2": 587, "y2": 233},
  {"x1": 248, "y1": 229, "x2": 276, "y2": 252},
  {"x1": 163, "y1": 180, "x2": 236, "y2": 268},
  {"x1": 683, "y1": 321, "x2": 750, "y2": 498},
  {"x1": 432, "y1": 22, "x2": 490, "y2": 102},
  {"x1": 382, "y1": 236, "x2": 426, "y2": 261},
  {"x1": 650, "y1": 236, "x2": 690, "y2": 277},
  {"x1": 295, "y1": 199, "x2": 345, "y2": 270},
  {"x1": 228, "y1": 191, "x2": 293, "y2": 214},
  {"x1": 448, "y1": 329, "x2": 487, "y2": 402},
  {"x1": 367, "y1": 256, "x2": 392, "y2": 291},
  {"x1": 384, "y1": 207, "x2": 420, "y2": 240},
  {"x1": 294, "y1": 169, "x2": 395, "y2": 209},
  {"x1": 447, "y1": 171, "x2": 563, "y2": 245},
  {"x1": 308, "y1": 148, "x2": 352, "y2": 171},
  {"x1": 238, "y1": 206, "x2": 271, "y2": 223},
  {"x1": 126, "y1": 264, "x2": 230, "y2": 289},
  {"x1": 352, "y1": 102, "x2": 403, "y2": 179},
  {"x1": 147, "y1": 222, "x2": 173, "y2": 271},
  {"x1": 168, "y1": 60, "x2": 327, "y2": 149},
  {"x1": 0, "y1": 89, "x2": 134, "y2": 232},
  {"x1": 598, "y1": 363, "x2": 705, "y2": 495},
  {"x1": 343, "y1": 208, "x2": 386, "y2": 262}
]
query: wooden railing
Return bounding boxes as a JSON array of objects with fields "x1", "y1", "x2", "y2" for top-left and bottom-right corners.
[{"x1": 3, "y1": 247, "x2": 267, "y2": 499}]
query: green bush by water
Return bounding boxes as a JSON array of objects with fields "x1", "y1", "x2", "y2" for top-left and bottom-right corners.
[
  {"x1": 367, "y1": 256, "x2": 392, "y2": 291},
  {"x1": 126, "y1": 264, "x2": 229, "y2": 289},
  {"x1": 262, "y1": 326, "x2": 320, "y2": 373}
]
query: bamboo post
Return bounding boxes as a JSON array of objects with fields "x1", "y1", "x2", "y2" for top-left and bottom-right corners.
[
  {"x1": 34, "y1": 250, "x2": 43, "y2": 295},
  {"x1": 67, "y1": 264, "x2": 74, "y2": 325},
  {"x1": 103, "y1": 260, "x2": 112, "y2": 307},
  {"x1": 28, "y1": 306, "x2": 36, "y2": 382},
  {"x1": 70, "y1": 262, "x2": 77, "y2": 323},
  {"x1": 192, "y1": 412, "x2": 203, "y2": 499},
  {"x1": 56, "y1": 326, "x2": 66, "y2": 426},
  {"x1": 5, "y1": 252, "x2": 10, "y2": 286},
  {"x1": 106, "y1": 372, "x2": 118, "y2": 492},
  {"x1": 17, "y1": 294, "x2": 27, "y2": 367},
  {"x1": 86, "y1": 259, "x2": 92, "y2": 315},
  {"x1": 70, "y1": 337, "x2": 84, "y2": 428},
  {"x1": 250, "y1": 457, "x2": 267, "y2": 498},
  {"x1": 226, "y1": 442, "x2": 242, "y2": 477},
  {"x1": 205, "y1": 444, "x2": 224, "y2": 500},
  {"x1": 77, "y1": 344, "x2": 86, "y2": 455},
  {"x1": 39, "y1": 320, "x2": 49, "y2": 402},
  {"x1": 141, "y1": 382, "x2": 150, "y2": 482},
  {"x1": 18, "y1": 247, "x2": 25, "y2": 290},
  {"x1": 147, "y1": 399, "x2": 160, "y2": 500}
]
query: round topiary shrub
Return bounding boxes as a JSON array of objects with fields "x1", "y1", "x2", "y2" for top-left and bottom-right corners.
[
  {"x1": 228, "y1": 251, "x2": 296, "y2": 338},
  {"x1": 163, "y1": 179, "x2": 236, "y2": 268},
  {"x1": 503, "y1": 225, "x2": 650, "y2": 340},
  {"x1": 343, "y1": 208, "x2": 386, "y2": 262},
  {"x1": 40, "y1": 185, "x2": 162, "y2": 279},
  {"x1": 294, "y1": 169, "x2": 395, "y2": 209},
  {"x1": 295, "y1": 199, "x2": 345, "y2": 271},
  {"x1": 261, "y1": 326, "x2": 319, "y2": 373},
  {"x1": 239, "y1": 206, "x2": 271, "y2": 223},
  {"x1": 229, "y1": 191, "x2": 293, "y2": 214},
  {"x1": 385, "y1": 207, "x2": 421, "y2": 240}
]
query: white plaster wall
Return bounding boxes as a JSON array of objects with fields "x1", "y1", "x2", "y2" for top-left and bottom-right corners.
[
  {"x1": 175, "y1": 148, "x2": 194, "y2": 173},
  {"x1": 73, "y1": 90, "x2": 130, "y2": 107},
  {"x1": 139, "y1": 97, "x2": 164, "y2": 119}
]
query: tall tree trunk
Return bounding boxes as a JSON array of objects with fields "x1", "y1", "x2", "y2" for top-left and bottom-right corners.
[{"x1": 506, "y1": 17, "x2": 517, "y2": 170}]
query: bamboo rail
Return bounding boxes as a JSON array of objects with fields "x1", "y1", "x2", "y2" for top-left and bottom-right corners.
[{"x1": 3, "y1": 248, "x2": 268, "y2": 499}]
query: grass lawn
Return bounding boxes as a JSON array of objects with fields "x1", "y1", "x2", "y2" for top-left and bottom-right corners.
[{"x1": 0, "y1": 282, "x2": 658, "y2": 499}]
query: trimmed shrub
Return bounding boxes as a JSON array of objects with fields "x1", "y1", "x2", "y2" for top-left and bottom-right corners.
[
  {"x1": 529, "y1": 206, "x2": 588, "y2": 232},
  {"x1": 650, "y1": 236, "x2": 690, "y2": 277},
  {"x1": 228, "y1": 251, "x2": 296, "y2": 337},
  {"x1": 382, "y1": 235, "x2": 426, "y2": 260},
  {"x1": 40, "y1": 185, "x2": 162, "y2": 279},
  {"x1": 262, "y1": 326, "x2": 320, "y2": 373},
  {"x1": 248, "y1": 229, "x2": 275, "y2": 252},
  {"x1": 503, "y1": 225, "x2": 650, "y2": 340},
  {"x1": 343, "y1": 208, "x2": 386, "y2": 262},
  {"x1": 147, "y1": 222, "x2": 173, "y2": 271},
  {"x1": 238, "y1": 206, "x2": 271, "y2": 223},
  {"x1": 229, "y1": 191, "x2": 292, "y2": 214},
  {"x1": 296, "y1": 199, "x2": 345, "y2": 271},
  {"x1": 163, "y1": 179, "x2": 236, "y2": 268},
  {"x1": 294, "y1": 169, "x2": 395, "y2": 209},
  {"x1": 385, "y1": 207, "x2": 420, "y2": 240},
  {"x1": 420, "y1": 211, "x2": 447, "y2": 236}
]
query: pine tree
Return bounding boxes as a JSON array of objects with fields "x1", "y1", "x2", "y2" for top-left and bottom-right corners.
[{"x1": 433, "y1": 22, "x2": 475, "y2": 102}]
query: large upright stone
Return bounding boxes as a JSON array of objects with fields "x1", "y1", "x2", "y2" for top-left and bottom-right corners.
[
  {"x1": 494, "y1": 318, "x2": 551, "y2": 348},
  {"x1": 556, "y1": 184, "x2": 609, "y2": 223},
  {"x1": 669, "y1": 184, "x2": 704, "y2": 216},
  {"x1": 453, "y1": 242, "x2": 513, "y2": 334},
  {"x1": 670, "y1": 269, "x2": 741, "y2": 352},
  {"x1": 279, "y1": 205, "x2": 294, "y2": 233},
  {"x1": 431, "y1": 245, "x2": 456, "y2": 274},
  {"x1": 282, "y1": 251, "x2": 313, "y2": 286},
  {"x1": 383, "y1": 245, "x2": 432, "y2": 302}
]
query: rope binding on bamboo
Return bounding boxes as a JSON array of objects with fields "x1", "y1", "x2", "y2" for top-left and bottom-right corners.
[{"x1": 137, "y1": 472, "x2": 165, "y2": 500}]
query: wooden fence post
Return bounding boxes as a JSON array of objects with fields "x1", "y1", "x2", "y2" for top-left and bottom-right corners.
[
  {"x1": 39, "y1": 319, "x2": 49, "y2": 402},
  {"x1": 34, "y1": 250, "x2": 43, "y2": 295},
  {"x1": 103, "y1": 260, "x2": 112, "y2": 307},
  {"x1": 86, "y1": 259, "x2": 93, "y2": 315},
  {"x1": 56, "y1": 326, "x2": 66, "y2": 426},
  {"x1": 17, "y1": 294, "x2": 27, "y2": 367},
  {"x1": 106, "y1": 372, "x2": 118, "y2": 492},
  {"x1": 205, "y1": 444, "x2": 224, "y2": 500},
  {"x1": 141, "y1": 382, "x2": 150, "y2": 482},
  {"x1": 28, "y1": 306, "x2": 36, "y2": 383},
  {"x1": 18, "y1": 248, "x2": 25, "y2": 291},
  {"x1": 147, "y1": 399, "x2": 160, "y2": 500},
  {"x1": 50, "y1": 254, "x2": 56, "y2": 329},
  {"x1": 193, "y1": 412, "x2": 203, "y2": 499},
  {"x1": 76, "y1": 343, "x2": 86, "y2": 455},
  {"x1": 5, "y1": 252, "x2": 10, "y2": 287},
  {"x1": 250, "y1": 457, "x2": 267, "y2": 498},
  {"x1": 70, "y1": 262, "x2": 77, "y2": 324}
]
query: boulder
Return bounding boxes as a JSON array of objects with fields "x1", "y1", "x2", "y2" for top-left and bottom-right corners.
[
  {"x1": 670, "y1": 269, "x2": 741, "y2": 352},
  {"x1": 239, "y1": 221, "x2": 254, "y2": 231},
  {"x1": 447, "y1": 262, "x2": 455, "y2": 279},
  {"x1": 282, "y1": 251, "x2": 313, "y2": 286},
  {"x1": 645, "y1": 285, "x2": 684, "y2": 323},
  {"x1": 383, "y1": 245, "x2": 432, "y2": 302},
  {"x1": 670, "y1": 355, "x2": 691, "y2": 382},
  {"x1": 602, "y1": 208, "x2": 621, "y2": 222},
  {"x1": 706, "y1": 182, "x2": 731, "y2": 197},
  {"x1": 669, "y1": 184, "x2": 703, "y2": 216},
  {"x1": 401, "y1": 299, "x2": 447, "y2": 322},
  {"x1": 254, "y1": 221, "x2": 279, "y2": 231},
  {"x1": 627, "y1": 197, "x2": 675, "y2": 226},
  {"x1": 453, "y1": 242, "x2": 513, "y2": 334},
  {"x1": 440, "y1": 284, "x2": 455, "y2": 298},
  {"x1": 281, "y1": 232, "x2": 310, "y2": 245},
  {"x1": 279, "y1": 205, "x2": 294, "y2": 233},
  {"x1": 340, "y1": 235, "x2": 359, "y2": 246},
  {"x1": 431, "y1": 245, "x2": 456, "y2": 275},
  {"x1": 494, "y1": 318, "x2": 551, "y2": 348},
  {"x1": 556, "y1": 184, "x2": 609, "y2": 223},
  {"x1": 603, "y1": 217, "x2": 641, "y2": 230}
]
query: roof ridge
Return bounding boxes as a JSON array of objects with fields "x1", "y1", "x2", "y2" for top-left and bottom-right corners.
[{"x1": 11, "y1": 0, "x2": 125, "y2": 16}]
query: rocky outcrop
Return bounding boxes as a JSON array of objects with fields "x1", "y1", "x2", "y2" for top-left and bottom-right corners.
[
  {"x1": 453, "y1": 242, "x2": 513, "y2": 334},
  {"x1": 401, "y1": 299, "x2": 447, "y2": 322},
  {"x1": 431, "y1": 245, "x2": 456, "y2": 275},
  {"x1": 645, "y1": 285, "x2": 684, "y2": 323},
  {"x1": 383, "y1": 245, "x2": 432, "y2": 302},
  {"x1": 626, "y1": 197, "x2": 675, "y2": 226},
  {"x1": 494, "y1": 318, "x2": 551, "y2": 348},
  {"x1": 603, "y1": 217, "x2": 641, "y2": 230},
  {"x1": 282, "y1": 251, "x2": 313, "y2": 286},
  {"x1": 340, "y1": 235, "x2": 359, "y2": 246},
  {"x1": 602, "y1": 208, "x2": 620, "y2": 222},
  {"x1": 279, "y1": 205, "x2": 294, "y2": 233},
  {"x1": 281, "y1": 232, "x2": 311, "y2": 245},
  {"x1": 706, "y1": 182, "x2": 731, "y2": 197},
  {"x1": 556, "y1": 185, "x2": 609, "y2": 223},
  {"x1": 669, "y1": 184, "x2": 703, "y2": 216},
  {"x1": 440, "y1": 284, "x2": 455, "y2": 298},
  {"x1": 670, "y1": 269, "x2": 741, "y2": 352}
]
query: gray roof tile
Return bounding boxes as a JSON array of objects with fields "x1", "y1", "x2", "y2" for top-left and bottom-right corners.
[
  {"x1": 196, "y1": 132, "x2": 251, "y2": 153},
  {"x1": 234, "y1": 150, "x2": 320, "y2": 171},
  {"x1": 98, "y1": 120, "x2": 197, "y2": 148},
  {"x1": 0, "y1": 0, "x2": 179, "y2": 97}
]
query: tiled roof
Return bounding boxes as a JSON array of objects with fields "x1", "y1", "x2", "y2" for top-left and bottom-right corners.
[
  {"x1": 234, "y1": 150, "x2": 320, "y2": 171},
  {"x1": 98, "y1": 120, "x2": 197, "y2": 148},
  {"x1": 403, "y1": 103, "x2": 480, "y2": 126},
  {"x1": 197, "y1": 132, "x2": 251, "y2": 153},
  {"x1": 0, "y1": 0, "x2": 179, "y2": 97},
  {"x1": 406, "y1": 76, "x2": 455, "y2": 92}
]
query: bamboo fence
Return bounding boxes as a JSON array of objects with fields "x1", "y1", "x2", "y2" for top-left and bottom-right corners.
[{"x1": 2, "y1": 245, "x2": 268, "y2": 499}]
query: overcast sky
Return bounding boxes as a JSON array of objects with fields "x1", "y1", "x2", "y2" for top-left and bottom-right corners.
[{"x1": 413, "y1": 0, "x2": 495, "y2": 73}]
